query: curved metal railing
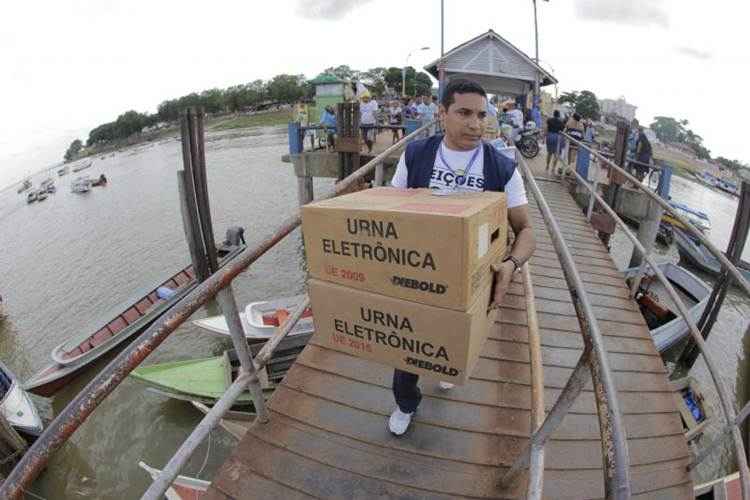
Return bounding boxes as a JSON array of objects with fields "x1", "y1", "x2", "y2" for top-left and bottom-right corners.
[
  {"x1": 560, "y1": 131, "x2": 750, "y2": 499},
  {"x1": 0, "y1": 123, "x2": 434, "y2": 500},
  {"x1": 1, "y1": 122, "x2": 640, "y2": 500},
  {"x1": 500, "y1": 151, "x2": 631, "y2": 499}
]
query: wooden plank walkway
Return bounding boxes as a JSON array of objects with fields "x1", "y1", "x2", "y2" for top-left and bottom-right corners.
[{"x1": 205, "y1": 153, "x2": 691, "y2": 499}]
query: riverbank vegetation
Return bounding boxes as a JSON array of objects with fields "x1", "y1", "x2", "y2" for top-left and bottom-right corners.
[{"x1": 63, "y1": 64, "x2": 434, "y2": 162}]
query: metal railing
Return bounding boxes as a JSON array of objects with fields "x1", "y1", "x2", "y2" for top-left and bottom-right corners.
[
  {"x1": 0, "y1": 123, "x2": 434, "y2": 500},
  {"x1": 500, "y1": 151, "x2": 631, "y2": 499},
  {"x1": 522, "y1": 263, "x2": 546, "y2": 500},
  {"x1": 559, "y1": 132, "x2": 750, "y2": 499}
]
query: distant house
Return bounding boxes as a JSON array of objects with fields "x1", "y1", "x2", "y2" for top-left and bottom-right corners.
[
  {"x1": 599, "y1": 97, "x2": 637, "y2": 122},
  {"x1": 309, "y1": 73, "x2": 347, "y2": 124}
]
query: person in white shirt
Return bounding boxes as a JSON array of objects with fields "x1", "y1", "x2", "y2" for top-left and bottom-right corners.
[
  {"x1": 387, "y1": 78, "x2": 536, "y2": 436},
  {"x1": 504, "y1": 100, "x2": 525, "y2": 143},
  {"x1": 359, "y1": 92, "x2": 378, "y2": 153}
]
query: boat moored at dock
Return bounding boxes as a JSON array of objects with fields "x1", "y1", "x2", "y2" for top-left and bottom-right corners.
[{"x1": 0, "y1": 360, "x2": 43, "y2": 436}]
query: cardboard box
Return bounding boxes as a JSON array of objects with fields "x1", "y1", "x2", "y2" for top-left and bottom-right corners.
[
  {"x1": 302, "y1": 187, "x2": 507, "y2": 311},
  {"x1": 308, "y1": 279, "x2": 495, "y2": 385}
]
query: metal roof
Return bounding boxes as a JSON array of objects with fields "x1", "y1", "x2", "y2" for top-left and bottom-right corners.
[{"x1": 424, "y1": 30, "x2": 557, "y2": 95}]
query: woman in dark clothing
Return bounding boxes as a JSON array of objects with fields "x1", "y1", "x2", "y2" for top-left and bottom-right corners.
[{"x1": 545, "y1": 110, "x2": 565, "y2": 172}]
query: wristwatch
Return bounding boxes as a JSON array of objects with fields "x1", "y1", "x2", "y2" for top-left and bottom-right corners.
[{"x1": 503, "y1": 255, "x2": 522, "y2": 274}]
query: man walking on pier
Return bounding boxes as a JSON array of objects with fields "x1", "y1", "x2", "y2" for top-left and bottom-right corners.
[{"x1": 387, "y1": 78, "x2": 536, "y2": 435}]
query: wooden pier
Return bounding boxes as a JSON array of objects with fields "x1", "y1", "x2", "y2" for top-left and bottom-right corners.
[{"x1": 204, "y1": 153, "x2": 691, "y2": 499}]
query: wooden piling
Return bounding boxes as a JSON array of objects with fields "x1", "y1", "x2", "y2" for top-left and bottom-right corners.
[
  {"x1": 297, "y1": 176, "x2": 314, "y2": 206},
  {"x1": 336, "y1": 102, "x2": 360, "y2": 180},
  {"x1": 186, "y1": 108, "x2": 219, "y2": 274},
  {"x1": 0, "y1": 414, "x2": 26, "y2": 467},
  {"x1": 179, "y1": 114, "x2": 210, "y2": 282}
]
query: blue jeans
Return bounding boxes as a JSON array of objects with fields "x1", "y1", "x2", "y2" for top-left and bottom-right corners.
[{"x1": 393, "y1": 369, "x2": 421, "y2": 413}]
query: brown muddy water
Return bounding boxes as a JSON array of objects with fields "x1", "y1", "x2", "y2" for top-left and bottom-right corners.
[{"x1": 0, "y1": 130, "x2": 747, "y2": 497}]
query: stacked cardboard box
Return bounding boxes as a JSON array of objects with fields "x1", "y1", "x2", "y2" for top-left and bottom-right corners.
[{"x1": 302, "y1": 187, "x2": 507, "y2": 385}]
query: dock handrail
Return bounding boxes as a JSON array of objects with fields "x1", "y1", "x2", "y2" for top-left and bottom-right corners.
[
  {"x1": 500, "y1": 152, "x2": 632, "y2": 499},
  {"x1": 560, "y1": 131, "x2": 750, "y2": 499},
  {"x1": 0, "y1": 121, "x2": 436, "y2": 500},
  {"x1": 522, "y1": 263, "x2": 546, "y2": 500}
]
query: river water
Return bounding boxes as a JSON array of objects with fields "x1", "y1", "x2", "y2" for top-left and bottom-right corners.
[{"x1": 0, "y1": 129, "x2": 747, "y2": 497}]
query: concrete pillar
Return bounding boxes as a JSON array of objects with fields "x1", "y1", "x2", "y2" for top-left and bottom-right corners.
[
  {"x1": 297, "y1": 176, "x2": 313, "y2": 206},
  {"x1": 628, "y1": 197, "x2": 663, "y2": 268}
]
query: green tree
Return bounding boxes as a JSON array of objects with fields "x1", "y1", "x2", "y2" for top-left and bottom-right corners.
[
  {"x1": 267, "y1": 74, "x2": 306, "y2": 103},
  {"x1": 362, "y1": 67, "x2": 387, "y2": 95},
  {"x1": 64, "y1": 139, "x2": 83, "y2": 162},
  {"x1": 558, "y1": 91, "x2": 579, "y2": 106},
  {"x1": 575, "y1": 90, "x2": 600, "y2": 120},
  {"x1": 414, "y1": 72, "x2": 434, "y2": 97},
  {"x1": 323, "y1": 65, "x2": 360, "y2": 81},
  {"x1": 649, "y1": 116, "x2": 686, "y2": 143},
  {"x1": 556, "y1": 90, "x2": 599, "y2": 120}
]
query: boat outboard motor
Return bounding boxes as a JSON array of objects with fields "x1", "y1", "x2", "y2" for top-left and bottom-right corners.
[{"x1": 223, "y1": 226, "x2": 246, "y2": 247}]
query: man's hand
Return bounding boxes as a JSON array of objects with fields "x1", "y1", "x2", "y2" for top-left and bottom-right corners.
[{"x1": 491, "y1": 260, "x2": 516, "y2": 309}]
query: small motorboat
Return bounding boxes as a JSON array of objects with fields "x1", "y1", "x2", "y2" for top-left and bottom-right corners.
[
  {"x1": 662, "y1": 201, "x2": 712, "y2": 233},
  {"x1": 191, "y1": 401, "x2": 252, "y2": 440},
  {"x1": 57, "y1": 166, "x2": 69, "y2": 176},
  {"x1": 0, "y1": 360, "x2": 43, "y2": 436},
  {"x1": 17, "y1": 179, "x2": 32, "y2": 194},
  {"x1": 46, "y1": 183, "x2": 56, "y2": 194},
  {"x1": 671, "y1": 376, "x2": 712, "y2": 443},
  {"x1": 26, "y1": 191, "x2": 37, "y2": 204},
  {"x1": 71, "y1": 176, "x2": 92, "y2": 193},
  {"x1": 35, "y1": 189, "x2": 48, "y2": 202},
  {"x1": 673, "y1": 228, "x2": 750, "y2": 282},
  {"x1": 130, "y1": 350, "x2": 270, "y2": 406},
  {"x1": 91, "y1": 173, "x2": 108, "y2": 187},
  {"x1": 192, "y1": 294, "x2": 313, "y2": 340},
  {"x1": 138, "y1": 462, "x2": 210, "y2": 500},
  {"x1": 624, "y1": 262, "x2": 711, "y2": 352}
]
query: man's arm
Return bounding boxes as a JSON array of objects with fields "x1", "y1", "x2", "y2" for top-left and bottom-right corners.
[{"x1": 492, "y1": 204, "x2": 536, "y2": 307}]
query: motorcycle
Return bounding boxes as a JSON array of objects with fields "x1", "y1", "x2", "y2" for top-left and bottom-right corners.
[{"x1": 517, "y1": 127, "x2": 541, "y2": 159}]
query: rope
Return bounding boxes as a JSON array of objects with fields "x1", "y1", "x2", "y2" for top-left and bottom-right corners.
[{"x1": 195, "y1": 430, "x2": 211, "y2": 478}]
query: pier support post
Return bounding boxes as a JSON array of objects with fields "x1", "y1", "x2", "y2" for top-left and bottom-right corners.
[
  {"x1": 0, "y1": 414, "x2": 26, "y2": 466},
  {"x1": 336, "y1": 102, "x2": 360, "y2": 180},
  {"x1": 297, "y1": 175, "x2": 314, "y2": 206},
  {"x1": 628, "y1": 197, "x2": 663, "y2": 269}
]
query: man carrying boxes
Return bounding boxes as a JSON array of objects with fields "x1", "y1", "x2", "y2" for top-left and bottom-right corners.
[{"x1": 302, "y1": 79, "x2": 535, "y2": 436}]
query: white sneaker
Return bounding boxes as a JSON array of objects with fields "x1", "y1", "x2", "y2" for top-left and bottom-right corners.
[
  {"x1": 439, "y1": 381, "x2": 455, "y2": 391},
  {"x1": 388, "y1": 408, "x2": 413, "y2": 436}
]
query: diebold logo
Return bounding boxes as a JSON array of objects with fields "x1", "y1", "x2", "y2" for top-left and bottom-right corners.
[{"x1": 391, "y1": 275, "x2": 447, "y2": 294}]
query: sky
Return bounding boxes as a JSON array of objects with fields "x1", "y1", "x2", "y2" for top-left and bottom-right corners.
[{"x1": 1, "y1": 0, "x2": 747, "y2": 189}]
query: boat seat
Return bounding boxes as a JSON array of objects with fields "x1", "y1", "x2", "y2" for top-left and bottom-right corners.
[
  {"x1": 108, "y1": 317, "x2": 127, "y2": 335},
  {"x1": 174, "y1": 273, "x2": 190, "y2": 286},
  {"x1": 78, "y1": 340, "x2": 93, "y2": 353},
  {"x1": 123, "y1": 307, "x2": 141, "y2": 325},
  {"x1": 91, "y1": 328, "x2": 113, "y2": 346},
  {"x1": 135, "y1": 298, "x2": 153, "y2": 315}
]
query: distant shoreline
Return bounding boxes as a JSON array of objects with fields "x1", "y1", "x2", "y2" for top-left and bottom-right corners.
[{"x1": 1, "y1": 110, "x2": 292, "y2": 193}]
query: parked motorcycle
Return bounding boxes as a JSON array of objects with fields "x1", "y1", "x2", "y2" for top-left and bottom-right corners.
[{"x1": 517, "y1": 127, "x2": 541, "y2": 159}]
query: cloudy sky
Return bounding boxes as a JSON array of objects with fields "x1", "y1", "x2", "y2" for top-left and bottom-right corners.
[{"x1": 1, "y1": 0, "x2": 746, "y2": 189}]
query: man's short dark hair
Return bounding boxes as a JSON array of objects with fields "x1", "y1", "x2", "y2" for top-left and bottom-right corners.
[{"x1": 441, "y1": 78, "x2": 487, "y2": 109}]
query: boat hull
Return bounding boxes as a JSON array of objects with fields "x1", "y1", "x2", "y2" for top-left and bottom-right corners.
[
  {"x1": 624, "y1": 262, "x2": 711, "y2": 351},
  {"x1": 1, "y1": 361, "x2": 43, "y2": 435},
  {"x1": 24, "y1": 244, "x2": 244, "y2": 397}
]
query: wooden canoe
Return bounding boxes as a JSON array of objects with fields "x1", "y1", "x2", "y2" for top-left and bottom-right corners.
[{"x1": 24, "y1": 244, "x2": 244, "y2": 397}]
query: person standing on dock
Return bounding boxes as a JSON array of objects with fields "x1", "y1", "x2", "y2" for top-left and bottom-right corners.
[
  {"x1": 320, "y1": 105, "x2": 337, "y2": 151},
  {"x1": 545, "y1": 110, "x2": 565, "y2": 172},
  {"x1": 564, "y1": 112, "x2": 585, "y2": 168},
  {"x1": 387, "y1": 78, "x2": 536, "y2": 436},
  {"x1": 388, "y1": 100, "x2": 403, "y2": 143},
  {"x1": 360, "y1": 92, "x2": 378, "y2": 153}
]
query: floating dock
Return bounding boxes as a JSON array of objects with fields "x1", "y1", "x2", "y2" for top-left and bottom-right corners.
[{"x1": 204, "y1": 154, "x2": 691, "y2": 499}]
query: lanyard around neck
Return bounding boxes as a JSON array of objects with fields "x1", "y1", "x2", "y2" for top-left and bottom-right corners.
[{"x1": 438, "y1": 142, "x2": 481, "y2": 186}]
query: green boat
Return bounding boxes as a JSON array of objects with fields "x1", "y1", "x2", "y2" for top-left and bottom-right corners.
[{"x1": 130, "y1": 350, "x2": 270, "y2": 406}]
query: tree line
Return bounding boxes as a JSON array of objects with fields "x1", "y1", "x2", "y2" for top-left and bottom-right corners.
[
  {"x1": 558, "y1": 89, "x2": 740, "y2": 166},
  {"x1": 63, "y1": 65, "x2": 434, "y2": 161}
]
